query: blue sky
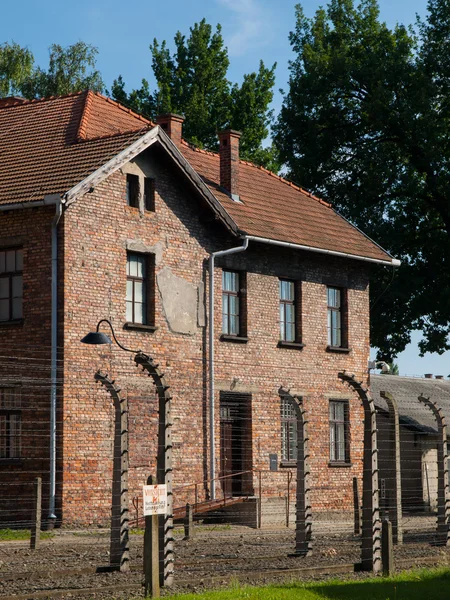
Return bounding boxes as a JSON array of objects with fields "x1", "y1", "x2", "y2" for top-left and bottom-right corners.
[{"x1": 2, "y1": 0, "x2": 445, "y2": 377}]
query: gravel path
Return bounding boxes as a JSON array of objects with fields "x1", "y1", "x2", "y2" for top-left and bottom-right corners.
[{"x1": 0, "y1": 520, "x2": 448, "y2": 599}]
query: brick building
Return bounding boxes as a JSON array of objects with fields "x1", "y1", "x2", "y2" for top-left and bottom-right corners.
[{"x1": 0, "y1": 92, "x2": 398, "y2": 528}]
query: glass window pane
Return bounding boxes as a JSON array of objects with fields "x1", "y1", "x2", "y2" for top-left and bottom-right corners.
[
  {"x1": 127, "y1": 255, "x2": 137, "y2": 277},
  {"x1": 134, "y1": 302, "x2": 144, "y2": 324},
  {"x1": 335, "y1": 402, "x2": 345, "y2": 420},
  {"x1": 285, "y1": 303, "x2": 294, "y2": 324},
  {"x1": 126, "y1": 301, "x2": 133, "y2": 322},
  {"x1": 287, "y1": 322, "x2": 295, "y2": 342},
  {"x1": 126, "y1": 280, "x2": 133, "y2": 302},
  {"x1": 222, "y1": 313, "x2": 228, "y2": 334},
  {"x1": 229, "y1": 315, "x2": 238, "y2": 335},
  {"x1": 0, "y1": 279, "x2": 8, "y2": 299},
  {"x1": 12, "y1": 298, "x2": 22, "y2": 320},
  {"x1": 15, "y1": 250, "x2": 23, "y2": 271},
  {"x1": 229, "y1": 294, "x2": 238, "y2": 317},
  {"x1": 0, "y1": 299, "x2": 8, "y2": 321},
  {"x1": 0, "y1": 253, "x2": 4, "y2": 274},
  {"x1": 5, "y1": 251, "x2": 15, "y2": 272},
  {"x1": 12, "y1": 275, "x2": 22, "y2": 298},
  {"x1": 136, "y1": 256, "x2": 144, "y2": 278},
  {"x1": 134, "y1": 281, "x2": 143, "y2": 303}
]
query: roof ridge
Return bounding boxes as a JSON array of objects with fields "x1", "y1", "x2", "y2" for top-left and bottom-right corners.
[
  {"x1": 75, "y1": 126, "x2": 151, "y2": 144},
  {"x1": 0, "y1": 90, "x2": 86, "y2": 110},
  {"x1": 91, "y1": 92, "x2": 155, "y2": 127},
  {"x1": 180, "y1": 139, "x2": 332, "y2": 208},
  {"x1": 76, "y1": 90, "x2": 93, "y2": 141}
]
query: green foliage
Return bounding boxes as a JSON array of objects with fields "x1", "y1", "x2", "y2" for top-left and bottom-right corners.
[
  {"x1": 0, "y1": 528, "x2": 54, "y2": 541},
  {"x1": 20, "y1": 42, "x2": 104, "y2": 98},
  {"x1": 274, "y1": 0, "x2": 450, "y2": 360},
  {"x1": 164, "y1": 568, "x2": 450, "y2": 600},
  {"x1": 0, "y1": 42, "x2": 34, "y2": 97},
  {"x1": 111, "y1": 20, "x2": 277, "y2": 169}
]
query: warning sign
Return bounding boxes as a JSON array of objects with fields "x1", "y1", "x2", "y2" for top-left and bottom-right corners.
[{"x1": 143, "y1": 484, "x2": 167, "y2": 516}]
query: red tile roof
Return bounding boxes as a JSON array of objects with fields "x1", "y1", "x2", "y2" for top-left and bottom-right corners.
[
  {"x1": 0, "y1": 91, "x2": 392, "y2": 263},
  {"x1": 0, "y1": 91, "x2": 151, "y2": 206},
  {"x1": 181, "y1": 143, "x2": 391, "y2": 262}
]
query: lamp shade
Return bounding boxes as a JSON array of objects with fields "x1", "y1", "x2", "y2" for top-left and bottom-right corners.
[{"x1": 80, "y1": 331, "x2": 112, "y2": 345}]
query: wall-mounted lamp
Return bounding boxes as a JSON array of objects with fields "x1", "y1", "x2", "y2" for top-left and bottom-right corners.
[{"x1": 81, "y1": 319, "x2": 140, "y2": 354}]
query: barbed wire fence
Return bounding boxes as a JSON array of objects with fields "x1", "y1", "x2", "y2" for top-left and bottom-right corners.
[{"x1": 0, "y1": 344, "x2": 449, "y2": 597}]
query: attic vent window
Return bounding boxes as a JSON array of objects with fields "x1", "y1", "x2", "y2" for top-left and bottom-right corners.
[{"x1": 126, "y1": 174, "x2": 139, "y2": 208}]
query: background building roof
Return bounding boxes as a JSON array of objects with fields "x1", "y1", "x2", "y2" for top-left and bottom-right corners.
[{"x1": 371, "y1": 374, "x2": 450, "y2": 436}]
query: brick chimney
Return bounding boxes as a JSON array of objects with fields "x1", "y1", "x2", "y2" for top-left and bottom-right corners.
[
  {"x1": 155, "y1": 113, "x2": 185, "y2": 147},
  {"x1": 219, "y1": 129, "x2": 241, "y2": 201}
]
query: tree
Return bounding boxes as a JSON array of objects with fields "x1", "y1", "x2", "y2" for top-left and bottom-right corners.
[
  {"x1": 111, "y1": 20, "x2": 278, "y2": 168},
  {"x1": 274, "y1": 0, "x2": 450, "y2": 360},
  {"x1": 20, "y1": 42, "x2": 104, "y2": 98},
  {"x1": 0, "y1": 42, "x2": 34, "y2": 97}
]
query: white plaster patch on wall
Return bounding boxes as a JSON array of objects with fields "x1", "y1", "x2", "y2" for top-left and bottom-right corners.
[{"x1": 157, "y1": 267, "x2": 198, "y2": 335}]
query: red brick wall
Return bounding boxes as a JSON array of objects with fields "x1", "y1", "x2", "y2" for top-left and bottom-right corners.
[
  {"x1": 0, "y1": 146, "x2": 370, "y2": 526},
  {"x1": 0, "y1": 206, "x2": 55, "y2": 525}
]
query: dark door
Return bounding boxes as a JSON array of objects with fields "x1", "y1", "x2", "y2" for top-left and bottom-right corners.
[{"x1": 220, "y1": 393, "x2": 252, "y2": 496}]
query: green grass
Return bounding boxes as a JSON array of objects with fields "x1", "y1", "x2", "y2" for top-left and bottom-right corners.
[
  {"x1": 0, "y1": 528, "x2": 54, "y2": 541},
  {"x1": 166, "y1": 568, "x2": 450, "y2": 600}
]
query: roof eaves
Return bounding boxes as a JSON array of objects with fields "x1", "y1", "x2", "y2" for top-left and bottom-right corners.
[{"x1": 333, "y1": 209, "x2": 400, "y2": 266}]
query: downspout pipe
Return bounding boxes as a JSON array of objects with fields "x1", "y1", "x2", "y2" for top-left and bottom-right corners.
[
  {"x1": 49, "y1": 196, "x2": 63, "y2": 522},
  {"x1": 209, "y1": 237, "x2": 249, "y2": 500}
]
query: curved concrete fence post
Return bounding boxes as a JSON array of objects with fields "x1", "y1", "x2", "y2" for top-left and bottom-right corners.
[
  {"x1": 95, "y1": 371, "x2": 130, "y2": 572},
  {"x1": 135, "y1": 352, "x2": 174, "y2": 586},
  {"x1": 280, "y1": 388, "x2": 312, "y2": 556},
  {"x1": 380, "y1": 391, "x2": 403, "y2": 544},
  {"x1": 418, "y1": 395, "x2": 450, "y2": 547},
  {"x1": 338, "y1": 371, "x2": 381, "y2": 572}
]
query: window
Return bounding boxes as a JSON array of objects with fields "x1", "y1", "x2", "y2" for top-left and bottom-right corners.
[
  {"x1": 144, "y1": 178, "x2": 155, "y2": 212},
  {"x1": 0, "y1": 387, "x2": 21, "y2": 459},
  {"x1": 0, "y1": 248, "x2": 23, "y2": 322},
  {"x1": 126, "y1": 253, "x2": 155, "y2": 326},
  {"x1": 126, "y1": 174, "x2": 140, "y2": 208},
  {"x1": 222, "y1": 271, "x2": 240, "y2": 336},
  {"x1": 279, "y1": 279, "x2": 303, "y2": 343},
  {"x1": 329, "y1": 400, "x2": 350, "y2": 463},
  {"x1": 281, "y1": 395, "x2": 298, "y2": 462},
  {"x1": 327, "y1": 287, "x2": 348, "y2": 348}
]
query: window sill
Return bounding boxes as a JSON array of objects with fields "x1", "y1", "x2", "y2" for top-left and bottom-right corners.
[
  {"x1": 0, "y1": 319, "x2": 24, "y2": 328},
  {"x1": 280, "y1": 461, "x2": 297, "y2": 468},
  {"x1": 278, "y1": 341, "x2": 305, "y2": 350},
  {"x1": 328, "y1": 461, "x2": 352, "y2": 468},
  {"x1": 220, "y1": 334, "x2": 249, "y2": 344},
  {"x1": 326, "y1": 346, "x2": 351, "y2": 354},
  {"x1": 124, "y1": 322, "x2": 158, "y2": 333}
]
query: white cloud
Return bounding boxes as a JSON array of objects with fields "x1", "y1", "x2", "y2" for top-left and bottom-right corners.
[{"x1": 217, "y1": 0, "x2": 270, "y2": 57}]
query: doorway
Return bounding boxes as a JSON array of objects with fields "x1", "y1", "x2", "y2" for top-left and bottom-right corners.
[{"x1": 219, "y1": 392, "x2": 252, "y2": 496}]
